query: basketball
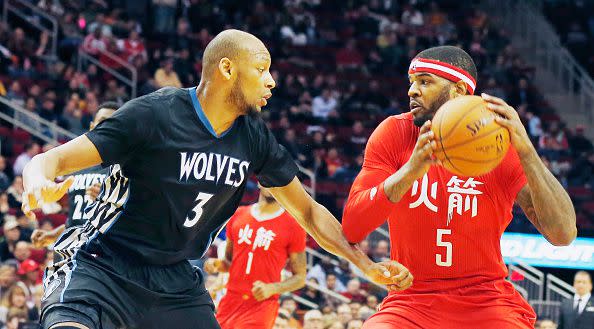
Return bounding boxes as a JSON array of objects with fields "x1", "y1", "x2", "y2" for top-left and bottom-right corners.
[{"x1": 431, "y1": 95, "x2": 510, "y2": 177}]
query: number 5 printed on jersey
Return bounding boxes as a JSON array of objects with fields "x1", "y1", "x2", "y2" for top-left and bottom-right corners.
[
  {"x1": 183, "y1": 192, "x2": 214, "y2": 227},
  {"x1": 436, "y1": 229, "x2": 452, "y2": 267}
]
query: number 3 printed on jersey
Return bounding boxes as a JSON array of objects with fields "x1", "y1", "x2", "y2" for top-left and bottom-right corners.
[
  {"x1": 436, "y1": 229, "x2": 452, "y2": 267},
  {"x1": 183, "y1": 192, "x2": 214, "y2": 228}
]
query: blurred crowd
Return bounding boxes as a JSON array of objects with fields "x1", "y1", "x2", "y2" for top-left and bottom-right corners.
[{"x1": 0, "y1": 0, "x2": 592, "y2": 328}]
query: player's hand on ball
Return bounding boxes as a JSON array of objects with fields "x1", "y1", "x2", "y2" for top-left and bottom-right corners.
[
  {"x1": 481, "y1": 93, "x2": 533, "y2": 157},
  {"x1": 86, "y1": 183, "x2": 102, "y2": 201},
  {"x1": 204, "y1": 258, "x2": 222, "y2": 274},
  {"x1": 21, "y1": 176, "x2": 74, "y2": 220},
  {"x1": 31, "y1": 229, "x2": 57, "y2": 249},
  {"x1": 405, "y1": 120, "x2": 440, "y2": 180},
  {"x1": 251, "y1": 280, "x2": 277, "y2": 301},
  {"x1": 364, "y1": 261, "x2": 413, "y2": 292}
]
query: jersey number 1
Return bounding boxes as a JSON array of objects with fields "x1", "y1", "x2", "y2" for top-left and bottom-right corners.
[
  {"x1": 436, "y1": 229, "x2": 452, "y2": 267},
  {"x1": 183, "y1": 192, "x2": 214, "y2": 228}
]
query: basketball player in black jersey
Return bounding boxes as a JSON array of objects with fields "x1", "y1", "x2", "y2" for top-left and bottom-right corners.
[
  {"x1": 30, "y1": 102, "x2": 118, "y2": 250},
  {"x1": 21, "y1": 30, "x2": 413, "y2": 329}
]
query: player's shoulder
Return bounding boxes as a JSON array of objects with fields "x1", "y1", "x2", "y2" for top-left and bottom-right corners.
[{"x1": 370, "y1": 112, "x2": 414, "y2": 141}]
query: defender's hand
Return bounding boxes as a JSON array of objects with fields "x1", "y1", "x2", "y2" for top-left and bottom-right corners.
[
  {"x1": 252, "y1": 281, "x2": 277, "y2": 301},
  {"x1": 21, "y1": 177, "x2": 74, "y2": 220},
  {"x1": 482, "y1": 93, "x2": 534, "y2": 157},
  {"x1": 364, "y1": 260, "x2": 414, "y2": 292}
]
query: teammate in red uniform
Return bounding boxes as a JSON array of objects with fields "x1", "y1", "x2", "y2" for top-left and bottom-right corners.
[
  {"x1": 205, "y1": 187, "x2": 307, "y2": 329},
  {"x1": 342, "y1": 46, "x2": 577, "y2": 328}
]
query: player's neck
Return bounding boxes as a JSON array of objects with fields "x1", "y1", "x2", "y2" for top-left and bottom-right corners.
[
  {"x1": 256, "y1": 200, "x2": 282, "y2": 215},
  {"x1": 196, "y1": 82, "x2": 239, "y2": 135}
]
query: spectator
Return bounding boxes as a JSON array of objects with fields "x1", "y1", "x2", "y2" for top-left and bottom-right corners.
[
  {"x1": 15, "y1": 211, "x2": 33, "y2": 242},
  {"x1": 119, "y1": 30, "x2": 147, "y2": 63},
  {"x1": 62, "y1": 98, "x2": 85, "y2": 135},
  {"x1": 301, "y1": 278, "x2": 323, "y2": 306},
  {"x1": 341, "y1": 279, "x2": 367, "y2": 304},
  {"x1": 326, "y1": 273, "x2": 346, "y2": 294},
  {"x1": 539, "y1": 121, "x2": 569, "y2": 160},
  {"x1": 0, "y1": 193, "x2": 9, "y2": 223},
  {"x1": 13, "y1": 142, "x2": 40, "y2": 176},
  {"x1": 401, "y1": 4, "x2": 424, "y2": 27},
  {"x1": 0, "y1": 265, "x2": 16, "y2": 297},
  {"x1": 82, "y1": 27, "x2": 107, "y2": 55},
  {"x1": 0, "y1": 220, "x2": 21, "y2": 262},
  {"x1": 279, "y1": 296, "x2": 302, "y2": 329},
  {"x1": 0, "y1": 282, "x2": 37, "y2": 322},
  {"x1": 336, "y1": 40, "x2": 364, "y2": 71},
  {"x1": 334, "y1": 259, "x2": 353, "y2": 287},
  {"x1": 7, "y1": 176, "x2": 24, "y2": 210},
  {"x1": 526, "y1": 111, "x2": 543, "y2": 141},
  {"x1": 312, "y1": 89, "x2": 338, "y2": 121},
  {"x1": 155, "y1": 58, "x2": 182, "y2": 88},
  {"x1": 307, "y1": 256, "x2": 335, "y2": 288},
  {"x1": 347, "y1": 121, "x2": 367, "y2": 156},
  {"x1": 325, "y1": 148, "x2": 343, "y2": 178},
  {"x1": 346, "y1": 319, "x2": 363, "y2": 329},
  {"x1": 371, "y1": 240, "x2": 389, "y2": 262},
  {"x1": 13, "y1": 242, "x2": 31, "y2": 263},
  {"x1": 15, "y1": 97, "x2": 41, "y2": 132},
  {"x1": 0, "y1": 156, "x2": 10, "y2": 191},
  {"x1": 336, "y1": 304, "x2": 352, "y2": 327},
  {"x1": 482, "y1": 77, "x2": 507, "y2": 100},
  {"x1": 6, "y1": 81, "x2": 25, "y2": 108},
  {"x1": 17, "y1": 259, "x2": 40, "y2": 301},
  {"x1": 1, "y1": 310, "x2": 27, "y2": 329},
  {"x1": 365, "y1": 295, "x2": 378, "y2": 310},
  {"x1": 559, "y1": 271, "x2": 593, "y2": 329},
  {"x1": 303, "y1": 309, "x2": 323, "y2": 329},
  {"x1": 360, "y1": 80, "x2": 389, "y2": 114},
  {"x1": 509, "y1": 78, "x2": 536, "y2": 107},
  {"x1": 569, "y1": 125, "x2": 593, "y2": 158},
  {"x1": 153, "y1": 0, "x2": 178, "y2": 34}
]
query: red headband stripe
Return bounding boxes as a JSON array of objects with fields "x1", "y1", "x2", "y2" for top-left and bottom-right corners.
[{"x1": 408, "y1": 58, "x2": 476, "y2": 94}]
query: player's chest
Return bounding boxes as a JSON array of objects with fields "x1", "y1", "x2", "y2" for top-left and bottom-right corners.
[
  {"x1": 137, "y1": 133, "x2": 255, "y2": 191},
  {"x1": 232, "y1": 220, "x2": 289, "y2": 254},
  {"x1": 396, "y1": 167, "x2": 501, "y2": 226}
]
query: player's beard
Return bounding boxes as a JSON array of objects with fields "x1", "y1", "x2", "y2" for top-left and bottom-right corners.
[
  {"x1": 228, "y1": 76, "x2": 259, "y2": 118},
  {"x1": 413, "y1": 88, "x2": 451, "y2": 127}
]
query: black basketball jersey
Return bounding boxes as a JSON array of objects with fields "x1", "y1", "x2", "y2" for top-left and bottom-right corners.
[
  {"x1": 77, "y1": 87, "x2": 297, "y2": 265},
  {"x1": 66, "y1": 166, "x2": 109, "y2": 228}
]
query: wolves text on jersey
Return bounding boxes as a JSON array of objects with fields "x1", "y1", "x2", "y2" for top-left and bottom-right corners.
[
  {"x1": 68, "y1": 173, "x2": 107, "y2": 192},
  {"x1": 179, "y1": 152, "x2": 250, "y2": 187}
]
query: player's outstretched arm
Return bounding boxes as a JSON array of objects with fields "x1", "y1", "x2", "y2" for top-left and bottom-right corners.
[
  {"x1": 482, "y1": 93, "x2": 577, "y2": 246},
  {"x1": 251, "y1": 252, "x2": 306, "y2": 301},
  {"x1": 268, "y1": 178, "x2": 413, "y2": 290},
  {"x1": 22, "y1": 135, "x2": 103, "y2": 219}
]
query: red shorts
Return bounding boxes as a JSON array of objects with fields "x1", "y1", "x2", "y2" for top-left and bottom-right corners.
[
  {"x1": 216, "y1": 291, "x2": 280, "y2": 329},
  {"x1": 363, "y1": 280, "x2": 536, "y2": 329}
]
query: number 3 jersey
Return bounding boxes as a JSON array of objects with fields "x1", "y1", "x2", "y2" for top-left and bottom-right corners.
[
  {"x1": 65, "y1": 165, "x2": 109, "y2": 228},
  {"x1": 225, "y1": 205, "x2": 306, "y2": 297},
  {"x1": 56, "y1": 87, "x2": 298, "y2": 266},
  {"x1": 343, "y1": 112, "x2": 527, "y2": 293}
]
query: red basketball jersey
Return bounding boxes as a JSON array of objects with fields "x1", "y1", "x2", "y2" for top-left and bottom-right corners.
[
  {"x1": 343, "y1": 112, "x2": 527, "y2": 292},
  {"x1": 225, "y1": 204, "x2": 306, "y2": 297}
]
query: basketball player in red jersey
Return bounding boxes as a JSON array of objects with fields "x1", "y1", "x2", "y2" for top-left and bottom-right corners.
[
  {"x1": 205, "y1": 186, "x2": 307, "y2": 329},
  {"x1": 342, "y1": 46, "x2": 577, "y2": 328}
]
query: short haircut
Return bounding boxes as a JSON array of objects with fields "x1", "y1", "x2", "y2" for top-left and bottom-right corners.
[
  {"x1": 414, "y1": 46, "x2": 478, "y2": 82},
  {"x1": 575, "y1": 270, "x2": 592, "y2": 280},
  {"x1": 97, "y1": 101, "x2": 119, "y2": 112}
]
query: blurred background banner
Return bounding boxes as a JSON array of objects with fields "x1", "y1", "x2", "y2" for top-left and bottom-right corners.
[{"x1": 502, "y1": 233, "x2": 594, "y2": 269}]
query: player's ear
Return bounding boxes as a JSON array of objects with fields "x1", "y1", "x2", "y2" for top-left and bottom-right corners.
[
  {"x1": 453, "y1": 80, "x2": 468, "y2": 97},
  {"x1": 218, "y1": 58, "x2": 233, "y2": 80}
]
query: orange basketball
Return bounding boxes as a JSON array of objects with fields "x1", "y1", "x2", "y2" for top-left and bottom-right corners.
[{"x1": 431, "y1": 95, "x2": 510, "y2": 177}]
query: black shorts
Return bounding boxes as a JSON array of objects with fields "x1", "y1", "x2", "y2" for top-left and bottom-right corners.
[{"x1": 41, "y1": 240, "x2": 220, "y2": 329}]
